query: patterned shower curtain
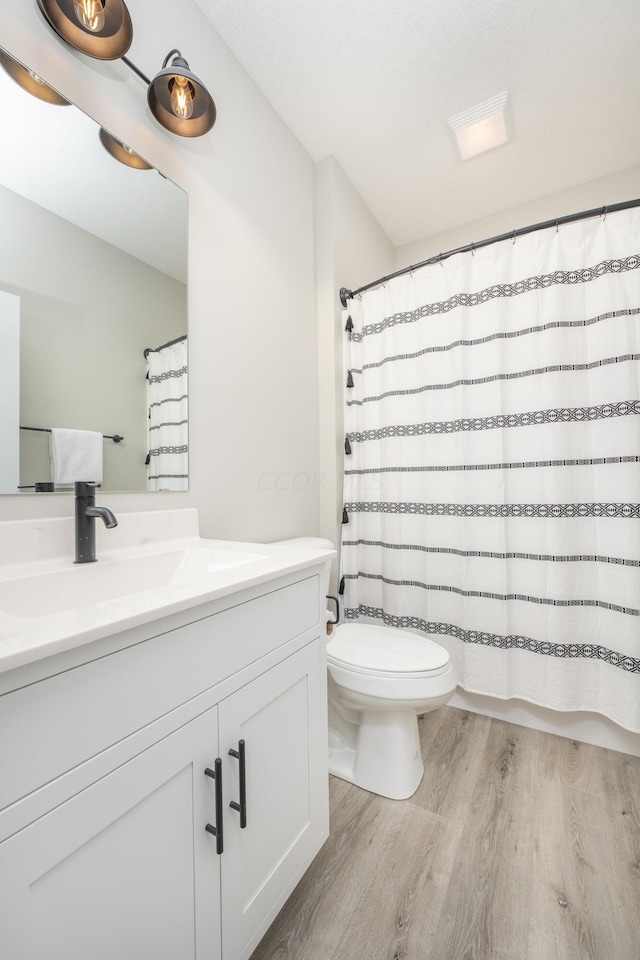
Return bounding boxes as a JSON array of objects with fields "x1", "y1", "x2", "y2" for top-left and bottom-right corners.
[
  {"x1": 341, "y1": 207, "x2": 640, "y2": 732},
  {"x1": 146, "y1": 338, "x2": 188, "y2": 491}
]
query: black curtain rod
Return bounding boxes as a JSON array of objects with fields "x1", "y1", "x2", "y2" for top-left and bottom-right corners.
[
  {"x1": 20, "y1": 426, "x2": 123, "y2": 443},
  {"x1": 144, "y1": 334, "x2": 187, "y2": 358},
  {"x1": 339, "y1": 198, "x2": 640, "y2": 307}
]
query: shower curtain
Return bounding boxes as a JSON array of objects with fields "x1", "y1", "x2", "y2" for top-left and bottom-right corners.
[
  {"x1": 146, "y1": 338, "x2": 188, "y2": 491},
  {"x1": 341, "y1": 207, "x2": 640, "y2": 732}
]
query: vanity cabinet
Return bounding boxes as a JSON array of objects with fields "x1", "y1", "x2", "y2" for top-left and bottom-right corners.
[
  {"x1": 0, "y1": 571, "x2": 328, "y2": 960},
  {"x1": 1, "y1": 704, "x2": 222, "y2": 960},
  {"x1": 218, "y1": 643, "x2": 323, "y2": 960}
]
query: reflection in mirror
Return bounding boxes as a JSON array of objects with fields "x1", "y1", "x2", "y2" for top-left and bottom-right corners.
[{"x1": 0, "y1": 48, "x2": 188, "y2": 494}]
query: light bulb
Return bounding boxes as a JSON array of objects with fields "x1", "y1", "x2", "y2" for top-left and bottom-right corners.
[
  {"x1": 73, "y1": 0, "x2": 106, "y2": 33},
  {"x1": 169, "y1": 75, "x2": 194, "y2": 120}
]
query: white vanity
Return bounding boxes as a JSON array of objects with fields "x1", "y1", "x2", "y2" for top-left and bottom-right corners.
[{"x1": 0, "y1": 510, "x2": 334, "y2": 960}]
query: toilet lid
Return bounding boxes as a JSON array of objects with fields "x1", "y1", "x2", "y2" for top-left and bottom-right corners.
[{"x1": 327, "y1": 623, "x2": 450, "y2": 678}]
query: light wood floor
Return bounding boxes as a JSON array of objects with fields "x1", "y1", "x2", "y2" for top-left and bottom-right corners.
[{"x1": 250, "y1": 706, "x2": 640, "y2": 960}]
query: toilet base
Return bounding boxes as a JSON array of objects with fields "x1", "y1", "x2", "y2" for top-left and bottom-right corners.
[{"x1": 328, "y1": 708, "x2": 424, "y2": 800}]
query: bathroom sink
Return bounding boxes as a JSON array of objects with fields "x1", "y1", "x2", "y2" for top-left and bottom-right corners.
[
  {"x1": 0, "y1": 509, "x2": 335, "y2": 676},
  {"x1": 0, "y1": 546, "x2": 264, "y2": 620}
]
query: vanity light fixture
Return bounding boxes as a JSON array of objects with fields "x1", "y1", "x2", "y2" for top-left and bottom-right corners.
[
  {"x1": 98, "y1": 127, "x2": 153, "y2": 170},
  {"x1": 36, "y1": 0, "x2": 133, "y2": 61},
  {"x1": 0, "y1": 49, "x2": 71, "y2": 105},
  {"x1": 36, "y1": 2, "x2": 217, "y2": 137},
  {"x1": 147, "y1": 50, "x2": 216, "y2": 138}
]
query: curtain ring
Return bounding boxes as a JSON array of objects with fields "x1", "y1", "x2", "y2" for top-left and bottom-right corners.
[
  {"x1": 603, "y1": 205, "x2": 608, "y2": 222},
  {"x1": 512, "y1": 230, "x2": 516, "y2": 245},
  {"x1": 471, "y1": 242, "x2": 475, "y2": 257},
  {"x1": 555, "y1": 219, "x2": 559, "y2": 233}
]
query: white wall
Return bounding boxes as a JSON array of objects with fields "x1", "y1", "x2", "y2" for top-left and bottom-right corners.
[
  {"x1": 396, "y1": 164, "x2": 640, "y2": 269},
  {"x1": 0, "y1": 0, "x2": 318, "y2": 542},
  {"x1": 315, "y1": 157, "x2": 394, "y2": 588}
]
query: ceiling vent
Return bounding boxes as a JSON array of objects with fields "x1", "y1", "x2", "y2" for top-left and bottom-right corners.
[{"x1": 448, "y1": 91, "x2": 512, "y2": 160}]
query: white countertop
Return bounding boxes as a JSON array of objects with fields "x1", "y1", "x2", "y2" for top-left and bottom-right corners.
[{"x1": 0, "y1": 510, "x2": 335, "y2": 675}]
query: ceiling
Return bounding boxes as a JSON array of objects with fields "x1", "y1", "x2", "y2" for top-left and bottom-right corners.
[{"x1": 194, "y1": 0, "x2": 640, "y2": 248}]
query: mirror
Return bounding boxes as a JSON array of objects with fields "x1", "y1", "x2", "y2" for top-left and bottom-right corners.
[{"x1": 0, "y1": 48, "x2": 188, "y2": 494}]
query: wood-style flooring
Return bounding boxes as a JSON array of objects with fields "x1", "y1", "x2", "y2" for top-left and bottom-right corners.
[{"x1": 250, "y1": 706, "x2": 640, "y2": 960}]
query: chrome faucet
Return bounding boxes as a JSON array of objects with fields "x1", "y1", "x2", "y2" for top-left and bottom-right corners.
[{"x1": 74, "y1": 481, "x2": 118, "y2": 564}]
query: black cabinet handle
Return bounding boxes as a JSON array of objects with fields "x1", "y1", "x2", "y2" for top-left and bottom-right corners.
[
  {"x1": 204, "y1": 758, "x2": 223, "y2": 854},
  {"x1": 228, "y1": 739, "x2": 247, "y2": 828}
]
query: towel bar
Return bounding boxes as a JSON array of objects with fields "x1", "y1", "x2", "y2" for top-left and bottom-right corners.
[{"x1": 20, "y1": 426, "x2": 124, "y2": 443}]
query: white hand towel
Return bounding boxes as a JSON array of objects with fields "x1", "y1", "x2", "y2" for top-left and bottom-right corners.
[{"x1": 49, "y1": 428, "x2": 103, "y2": 485}]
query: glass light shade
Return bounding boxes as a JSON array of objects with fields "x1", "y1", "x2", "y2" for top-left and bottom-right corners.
[
  {"x1": 0, "y1": 49, "x2": 71, "y2": 105},
  {"x1": 98, "y1": 128, "x2": 153, "y2": 170},
  {"x1": 37, "y1": 0, "x2": 133, "y2": 60},
  {"x1": 148, "y1": 53, "x2": 216, "y2": 138}
]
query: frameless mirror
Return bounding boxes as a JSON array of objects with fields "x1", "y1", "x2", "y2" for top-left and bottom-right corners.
[{"x1": 0, "y1": 48, "x2": 188, "y2": 494}]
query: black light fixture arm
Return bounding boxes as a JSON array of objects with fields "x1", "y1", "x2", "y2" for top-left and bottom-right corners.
[
  {"x1": 121, "y1": 55, "x2": 150, "y2": 86},
  {"x1": 162, "y1": 49, "x2": 182, "y2": 69},
  {"x1": 35, "y1": 1, "x2": 216, "y2": 137},
  {"x1": 117, "y1": 50, "x2": 192, "y2": 88},
  {"x1": 339, "y1": 197, "x2": 640, "y2": 307},
  {"x1": 120, "y1": 50, "x2": 190, "y2": 91}
]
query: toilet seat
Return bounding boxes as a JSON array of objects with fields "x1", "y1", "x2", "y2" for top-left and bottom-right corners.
[{"x1": 327, "y1": 623, "x2": 450, "y2": 679}]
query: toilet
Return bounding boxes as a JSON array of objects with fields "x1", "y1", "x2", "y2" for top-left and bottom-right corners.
[
  {"x1": 326, "y1": 621, "x2": 456, "y2": 799},
  {"x1": 277, "y1": 538, "x2": 457, "y2": 801}
]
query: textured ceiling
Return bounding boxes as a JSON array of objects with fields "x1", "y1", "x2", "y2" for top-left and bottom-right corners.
[{"x1": 194, "y1": 0, "x2": 640, "y2": 246}]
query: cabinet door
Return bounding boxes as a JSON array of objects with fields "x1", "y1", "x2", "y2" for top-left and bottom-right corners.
[
  {"x1": 219, "y1": 641, "x2": 328, "y2": 960},
  {"x1": 0, "y1": 709, "x2": 222, "y2": 960}
]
